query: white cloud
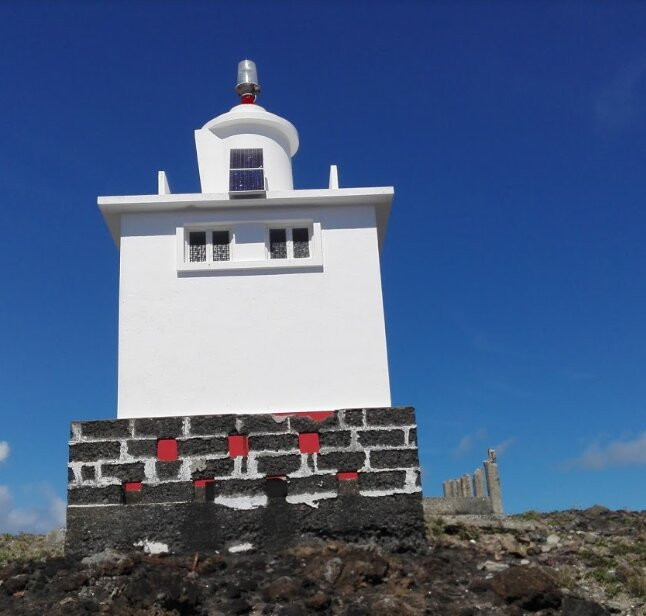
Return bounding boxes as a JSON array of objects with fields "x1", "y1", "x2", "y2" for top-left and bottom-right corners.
[
  {"x1": 455, "y1": 428, "x2": 487, "y2": 457},
  {"x1": 572, "y1": 432, "x2": 646, "y2": 470},
  {"x1": 492, "y1": 437, "x2": 515, "y2": 457},
  {"x1": 0, "y1": 484, "x2": 65, "y2": 534},
  {"x1": 0, "y1": 442, "x2": 9, "y2": 463},
  {"x1": 594, "y1": 59, "x2": 646, "y2": 129}
]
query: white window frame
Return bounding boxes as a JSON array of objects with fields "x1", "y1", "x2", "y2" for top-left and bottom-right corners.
[{"x1": 176, "y1": 220, "x2": 322, "y2": 273}]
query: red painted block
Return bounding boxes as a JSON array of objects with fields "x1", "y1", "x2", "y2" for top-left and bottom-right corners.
[
  {"x1": 228, "y1": 434, "x2": 249, "y2": 457},
  {"x1": 124, "y1": 481, "x2": 143, "y2": 492},
  {"x1": 193, "y1": 478, "x2": 215, "y2": 488},
  {"x1": 299, "y1": 432, "x2": 320, "y2": 454},
  {"x1": 337, "y1": 472, "x2": 359, "y2": 481},
  {"x1": 273, "y1": 410, "x2": 335, "y2": 422},
  {"x1": 157, "y1": 439, "x2": 178, "y2": 461}
]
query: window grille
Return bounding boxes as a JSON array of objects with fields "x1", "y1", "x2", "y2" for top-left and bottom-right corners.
[
  {"x1": 292, "y1": 228, "x2": 310, "y2": 258},
  {"x1": 269, "y1": 229, "x2": 287, "y2": 259},
  {"x1": 189, "y1": 232, "x2": 206, "y2": 262},
  {"x1": 212, "y1": 231, "x2": 230, "y2": 261}
]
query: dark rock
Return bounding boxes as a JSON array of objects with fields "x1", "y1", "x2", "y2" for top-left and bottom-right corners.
[
  {"x1": 319, "y1": 430, "x2": 353, "y2": 448},
  {"x1": 490, "y1": 566, "x2": 561, "y2": 609},
  {"x1": 341, "y1": 409, "x2": 364, "y2": 426},
  {"x1": 264, "y1": 575, "x2": 300, "y2": 601},
  {"x1": 364, "y1": 407, "x2": 415, "y2": 426},
  {"x1": 80, "y1": 419, "x2": 131, "y2": 439},
  {"x1": 370, "y1": 448, "x2": 419, "y2": 469},
  {"x1": 134, "y1": 417, "x2": 183, "y2": 438},
  {"x1": 127, "y1": 439, "x2": 157, "y2": 457},
  {"x1": 256, "y1": 454, "x2": 302, "y2": 475},
  {"x1": 357, "y1": 429, "x2": 406, "y2": 447},
  {"x1": 562, "y1": 596, "x2": 611, "y2": 615},
  {"x1": 178, "y1": 436, "x2": 227, "y2": 456},
  {"x1": 249, "y1": 433, "x2": 298, "y2": 451},
  {"x1": 69, "y1": 441, "x2": 121, "y2": 462}
]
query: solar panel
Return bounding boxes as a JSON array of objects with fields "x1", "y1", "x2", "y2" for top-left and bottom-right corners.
[
  {"x1": 229, "y1": 169, "x2": 264, "y2": 192},
  {"x1": 230, "y1": 148, "x2": 263, "y2": 170}
]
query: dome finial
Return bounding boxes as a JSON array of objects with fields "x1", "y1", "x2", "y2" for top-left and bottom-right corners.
[{"x1": 235, "y1": 59, "x2": 260, "y2": 104}]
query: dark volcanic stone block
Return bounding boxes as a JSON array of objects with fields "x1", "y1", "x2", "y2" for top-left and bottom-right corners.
[
  {"x1": 365, "y1": 407, "x2": 416, "y2": 426},
  {"x1": 289, "y1": 475, "x2": 337, "y2": 495},
  {"x1": 357, "y1": 429, "x2": 406, "y2": 447},
  {"x1": 81, "y1": 465, "x2": 96, "y2": 481},
  {"x1": 370, "y1": 448, "x2": 419, "y2": 469},
  {"x1": 101, "y1": 462, "x2": 146, "y2": 482},
  {"x1": 156, "y1": 461, "x2": 182, "y2": 480},
  {"x1": 319, "y1": 431, "x2": 352, "y2": 449},
  {"x1": 134, "y1": 417, "x2": 183, "y2": 438},
  {"x1": 70, "y1": 441, "x2": 121, "y2": 462},
  {"x1": 68, "y1": 485, "x2": 123, "y2": 505},
  {"x1": 216, "y1": 479, "x2": 265, "y2": 497},
  {"x1": 65, "y1": 493, "x2": 426, "y2": 558},
  {"x1": 178, "y1": 437, "x2": 227, "y2": 457},
  {"x1": 341, "y1": 409, "x2": 364, "y2": 426},
  {"x1": 249, "y1": 433, "x2": 298, "y2": 451},
  {"x1": 140, "y1": 482, "x2": 193, "y2": 504},
  {"x1": 190, "y1": 414, "x2": 237, "y2": 435},
  {"x1": 191, "y1": 458, "x2": 235, "y2": 479},
  {"x1": 265, "y1": 477, "x2": 288, "y2": 498},
  {"x1": 240, "y1": 415, "x2": 289, "y2": 433},
  {"x1": 408, "y1": 428, "x2": 417, "y2": 446},
  {"x1": 67, "y1": 467, "x2": 75, "y2": 483},
  {"x1": 81, "y1": 420, "x2": 130, "y2": 439},
  {"x1": 289, "y1": 413, "x2": 339, "y2": 432},
  {"x1": 256, "y1": 454, "x2": 302, "y2": 476},
  {"x1": 127, "y1": 439, "x2": 157, "y2": 458},
  {"x1": 317, "y1": 452, "x2": 366, "y2": 472},
  {"x1": 359, "y1": 471, "x2": 406, "y2": 491}
]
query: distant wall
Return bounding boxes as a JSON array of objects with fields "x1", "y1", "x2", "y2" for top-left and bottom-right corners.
[
  {"x1": 425, "y1": 449, "x2": 503, "y2": 516},
  {"x1": 423, "y1": 496, "x2": 494, "y2": 516}
]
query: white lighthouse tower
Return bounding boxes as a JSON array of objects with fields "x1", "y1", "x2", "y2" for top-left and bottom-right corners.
[{"x1": 99, "y1": 61, "x2": 394, "y2": 418}]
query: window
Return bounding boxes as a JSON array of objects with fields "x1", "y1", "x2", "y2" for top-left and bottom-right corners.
[
  {"x1": 269, "y1": 227, "x2": 311, "y2": 260},
  {"x1": 187, "y1": 229, "x2": 230, "y2": 263},
  {"x1": 269, "y1": 229, "x2": 287, "y2": 259},
  {"x1": 177, "y1": 221, "x2": 321, "y2": 273},
  {"x1": 229, "y1": 148, "x2": 264, "y2": 192},
  {"x1": 292, "y1": 228, "x2": 310, "y2": 259}
]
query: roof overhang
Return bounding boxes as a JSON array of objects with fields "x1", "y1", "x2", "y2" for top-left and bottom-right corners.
[{"x1": 98, "y1": 187, "x2": 394, "y2": 250}]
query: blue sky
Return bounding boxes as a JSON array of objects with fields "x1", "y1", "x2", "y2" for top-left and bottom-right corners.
[{"x1": 1, "y1": 1, "x2": 645, "y2": 530}]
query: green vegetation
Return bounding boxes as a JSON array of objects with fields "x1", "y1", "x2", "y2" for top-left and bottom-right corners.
[{"x1": 0, "y1": 533, "x2": 63, "y2": 566}]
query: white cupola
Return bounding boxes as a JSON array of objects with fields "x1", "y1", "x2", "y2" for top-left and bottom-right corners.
[{"x1": 195, "y1": 60, "x2": 299, "y2": 194}]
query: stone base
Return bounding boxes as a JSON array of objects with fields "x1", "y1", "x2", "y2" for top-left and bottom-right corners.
[
  {"x1": 66, "y1": 407, "x2": 425, "y2": 556},
  {"x1": 66, "y1": 493, "x2": 425, "y2": 557}
]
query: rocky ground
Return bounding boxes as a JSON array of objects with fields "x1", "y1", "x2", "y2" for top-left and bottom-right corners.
[{"x1": 0, "y1": 505, "x2": 643, "y2": 615}]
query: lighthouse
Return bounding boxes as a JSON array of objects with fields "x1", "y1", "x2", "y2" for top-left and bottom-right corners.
[
  {"x1": 99, "y1": 60, "x2": 393, "y2": 418},
  {"x1": 66, "y1": 62, "x2": 424, "y2": 557}
]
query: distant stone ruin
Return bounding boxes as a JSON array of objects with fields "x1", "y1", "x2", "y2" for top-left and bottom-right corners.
[{"x1": 424, "y1": 449, "x2": 503, "y2": 515}]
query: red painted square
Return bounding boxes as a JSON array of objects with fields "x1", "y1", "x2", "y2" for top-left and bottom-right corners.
[
  {"x1": 157, "y1": 438, "x2": 178, "y2": 461},
  {"x1": 299, "y1": 432, "x2": 320, "y2": 454},
  {"x1": 193, "y1": 478, "x2": 215, "y2": 488},
  {"x1": 124, "y1": 481, "x2": 143, "y2": 492},
  {"x1": 228, "y1": 435, "x2": 249, "y2": 457},
  {"x1": 337, "y1": 472, "x2": 359, "y2": 481}
]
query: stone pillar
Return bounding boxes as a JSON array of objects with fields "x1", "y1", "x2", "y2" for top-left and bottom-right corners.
[
  {"x1": 472, "y1": 467, "x2": 485, "y2": 497},
  {"x1": 450, "y1": 479, "x2": 459, "y2": 497},
  {"x1": 459, "y1": 474, "x2": 472, "y2": 497},
  {"x1": 442, "y1": 481, "x2": 450, "y2": 497},
  {"x1": 483, "y1": 449, "x2": 503, "y2": 514}
]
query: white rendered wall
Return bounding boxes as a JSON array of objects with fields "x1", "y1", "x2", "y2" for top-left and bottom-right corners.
[{"x1": 117, "y1": 203, "x2": 391, "y2": 418}]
